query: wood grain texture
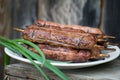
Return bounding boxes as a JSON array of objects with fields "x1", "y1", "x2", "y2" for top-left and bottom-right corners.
[
  {"x1": 103, "y1": 0, "x2": 120, "y2": 44},
  {"x1": 38, "y1": 0, "x2": 101, "y2": 28},
  {"x1": 5, "y1": 59, "x2": 120, "y2": 80},
  {"x1": 5, "y1": 63, "x2": 93, "y2": 80},
  {"x1": 10, "y1": 0, "x2": 37, "y2": 39},
  {"x1": 0, "y1": 0, "x2": 11, "y2": 37},
  {"x1": 0, "y1": 0, "x2": 11, "y2": 79}
]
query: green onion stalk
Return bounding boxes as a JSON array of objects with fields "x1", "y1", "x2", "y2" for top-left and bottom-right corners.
[
  {"x1": 5, "y1": 53, "x2": 10, "y2": 65},
  {"x1": 0, "y1": 36, "x2": 69, "y2": 80}
]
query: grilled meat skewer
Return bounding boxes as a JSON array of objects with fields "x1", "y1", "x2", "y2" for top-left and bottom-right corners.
[
  {"x1": 35, "y1": 20, "x2": 115, "y2": 48},
  {"x1": 24, "y1": 43, "x2": 109, "y2": 62},
  {"x1": 35, "y1": 20, "x2": 115, "y2": 39},
  {"x1": 15, "y1": 25, "x2": 105, "y2": 49},
  {"x1": 35, "y1": 20, "x2": 103, "y2": 35},
  {"x1": 27, "y1": 44, "x2": 91, "y2": 62}
]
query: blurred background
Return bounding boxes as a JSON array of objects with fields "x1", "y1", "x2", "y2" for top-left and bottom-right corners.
[{"x1": 0, "y1": 0, "x2": 120, "y2": 79}]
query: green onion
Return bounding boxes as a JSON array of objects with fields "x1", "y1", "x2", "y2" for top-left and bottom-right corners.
[
  {"x1": 13, "y1": 39, "x2": 46, "y2": 65},
  {"x1": 13, "y1": 39, "x2": 69, "y2": 80},
  {"x1": 0, "y1": 36, "x2": 49, "y2": 80},
  {"x1": 0, "y1": 36, "x2": 69, "y2": 80},
  {"x1": 5, "y1": 54, "x2": 10, "y2": 65}
]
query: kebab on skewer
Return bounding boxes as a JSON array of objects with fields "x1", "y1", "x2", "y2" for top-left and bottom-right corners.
[
  {"x1": 35, "y1": 20, "x2": 115, "y2": 48},
  {"x1": 23, "y1": 43, "x2": 109, "y2": 62},
  {"x1": 35, "y1": 20, "x2": 115, "y2": 39},
  {"x1": 14, "y1": 20, "x2": 115, "y2": 62},
  {"x1": 21, "y1": 25, "x2": 102, "y2": 49},
  {"x1": 35, "y1": 20, "x2": 117, "y2": 49}
]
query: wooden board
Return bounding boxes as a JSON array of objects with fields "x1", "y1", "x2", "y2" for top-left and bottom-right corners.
[{"x1": 5, "y1": 58, "x2": 120, "y2": 80}]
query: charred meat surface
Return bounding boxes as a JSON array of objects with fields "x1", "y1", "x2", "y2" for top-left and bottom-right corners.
[
  {"x1": 26, "y1": 44, "x2": 91, "y2": 62},
  {"x1": 23, "y1": 25, "x2": 97, "y2": 49},
  {"x1": 35, "y1": 20, "x2": 104, "y2": 35}
]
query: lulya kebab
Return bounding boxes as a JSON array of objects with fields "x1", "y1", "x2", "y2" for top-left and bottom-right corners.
[
  {"x1": 21, "y1": 25, "x2": 101, "y2": 49},
  {"x1": 35, "y1": 20, "x2": 115, "y2": 48},
  {"x1": 14, "y1": 20, "x2": 114, "y2": 62},
  {"x1": 35, "y1": 20, "x2": 115, "y2": 39},
  {"x1": 24, "y1": 44, "x2": 91, "y2": 62},
  {"x1": 24, "y1": 43, "x2": 109, "y2": 62}
]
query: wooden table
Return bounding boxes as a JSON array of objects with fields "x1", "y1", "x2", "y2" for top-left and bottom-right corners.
[{"x1": 5, "y1": 57, "x2": 120, "y2": 80}]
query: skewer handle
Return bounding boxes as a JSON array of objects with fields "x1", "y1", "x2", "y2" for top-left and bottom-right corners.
[
  {"x1": 97, "y1": 39, "x2": 107, "y2": 42},
  {"x1": 99, "y1": 54, "x2": 110, "y2": 57},
  {"x1": 103, "y1": 35, "x2": 116, "y2": 39},
  {"x1": 94, "y1": 45, "x2": 105, "y2": 50},
  {"x1": 13, "y1": 28, "x2": 24, "y2": 32}
]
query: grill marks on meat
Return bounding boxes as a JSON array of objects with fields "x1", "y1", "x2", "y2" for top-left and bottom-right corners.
[
  {"x1": 35, "y1": 20, "x2": 104, "y2": 35},
  {"x1": 23, "y1": 25, "x2": 97, "y2": 49},
  {"x1": 26, "y1": 44, "x2": 91, "y2": 62},
  {"x1": 35, "y1": 20, "x2": 110, "y2": 40}
]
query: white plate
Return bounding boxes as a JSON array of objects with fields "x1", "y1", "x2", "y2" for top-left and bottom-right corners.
[{"x1": 4, "y1": 45, "x2": 120, "y2": 69}]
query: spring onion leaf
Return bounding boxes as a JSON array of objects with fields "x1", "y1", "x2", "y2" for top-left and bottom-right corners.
[
  {"x1": 0, "y1": 36, "x2": 69, "y2": 80},
  {"x1": 13, "y1": 39, "x2": 46, "y2": 65},
  {"x1": 0, "y1": 36, "x2": 49, "y2": 80}
]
